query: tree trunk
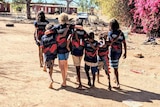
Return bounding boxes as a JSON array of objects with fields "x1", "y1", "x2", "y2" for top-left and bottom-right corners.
[
  {"x1": 26, "y1": 0, "x2": 31, "y2": 19},
  {"x1": 66, "y1": 0, "x2": 72, "y2": 14}
]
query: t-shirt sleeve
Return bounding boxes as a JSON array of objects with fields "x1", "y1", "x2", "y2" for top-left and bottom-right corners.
[
  {"x1": 34, "y1": 21, "x2": 38, "y2": 27},
  {"x1": 108, "y1": 31, "x2": 112, "y2": 41}
]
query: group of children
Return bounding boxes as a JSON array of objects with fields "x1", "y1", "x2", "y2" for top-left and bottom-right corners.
[{"x1": 34, "y1": 11, "x2": 127, "y2": 90}]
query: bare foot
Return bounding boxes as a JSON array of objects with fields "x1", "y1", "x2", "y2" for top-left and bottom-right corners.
[
  {"x1": 88, "y1": 81, "x2": 91, "y2": 87},
  {"x1": 61, "y1": 82, "x2": 66, "y2": 87},
  {"x1": 40, "y1": 64, "x2": 43, "y2": 67},
  {"x1": 43, "y1": 66, "x2": 47, "y2": 72},
  {"x1": 76, "y1": 85, "x2": 82, "y2": 90},
  {"x1": 49, "y1": 82, "x2": 53, "y2": 89},
  {"x1": 113, "y1": 84, "x2": 120, "y2": 90},
  {"x1": 108, "y1": 85, "x2": 112, "y2": 91}
]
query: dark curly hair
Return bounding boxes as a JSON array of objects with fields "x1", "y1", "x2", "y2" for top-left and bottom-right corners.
[
  {"x1": 109, "y1": 19, "x2": 120, "y2": 31},
  {"x1": 36, "y1": 11, "x2": 46, "y2": 22},
  {"x1": 88, "y1": 32, "x2": 94, "y2": 39}
]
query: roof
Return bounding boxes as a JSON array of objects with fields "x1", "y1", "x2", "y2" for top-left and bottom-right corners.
[{"x1": 31, "y1": 3, "x2": 77, "y2": 8}]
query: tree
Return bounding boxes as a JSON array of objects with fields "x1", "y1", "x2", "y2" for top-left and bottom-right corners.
[
  {"x1": 65, "y1": 0, "x2": 73, "y2": 14},
  {"x1": 12, "y1": 0, "x2": 31, "y2": 19},
  {"x1": 96, "y1": 0, "x2": 133, "y2": 26},
  {"x1": 129, "y1": 0, "x2": 160, "y2": 34},
  {"x1": 26, "y1": 0, "x2": 31, "y2": 19},
  {"x1": 73, "y1": 0, "x2": 97, "y2": 12}
]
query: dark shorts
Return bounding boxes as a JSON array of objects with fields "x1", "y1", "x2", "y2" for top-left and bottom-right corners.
[
  {"x1": 45, "y1": 60, "x2": 54, "y2": 68},
  {"x1": 44, "y1": 54, "x2": 57, "y2": 63},
  {"x1": 85, "y1": 64, "x2": 98, "y2": 74}
]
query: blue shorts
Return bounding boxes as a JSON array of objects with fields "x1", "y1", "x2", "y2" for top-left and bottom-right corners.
[{"x1": 58, "y1": 53, "x2": 69, "y2": 60}]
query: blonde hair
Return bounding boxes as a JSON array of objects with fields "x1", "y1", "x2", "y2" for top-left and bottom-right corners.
[{"x1": 59, "y1": 13, "x2": 69, "y2": 24}]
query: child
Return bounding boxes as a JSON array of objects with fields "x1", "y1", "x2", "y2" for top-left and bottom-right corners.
[
  {"x1": 67, "y1": 19, "x2": 88, "y2": 89},
  {"x1": 97, "y1": 33, "x2": 112, "y2": 90},
  {"x1": 84, "y1": 32, "x2": 98, "y2": 87},
  {"x1": 41, "y1": 24, "x2": 69, "y2": 89},
  {"x1": 108, "y1": 19, "x2": 127, "y2": 89},
  {"x1": 34, "y1": 11, "x2": 49, "y2": 71}
]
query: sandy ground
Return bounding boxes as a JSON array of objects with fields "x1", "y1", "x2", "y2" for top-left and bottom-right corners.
[{"x1": 0, "y1": 15, "x2": 160, "y2": 107}]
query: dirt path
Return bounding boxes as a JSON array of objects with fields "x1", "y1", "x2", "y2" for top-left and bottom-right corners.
[{"x1": 0, "y1": 18, "x2": 160, "y2": 107}]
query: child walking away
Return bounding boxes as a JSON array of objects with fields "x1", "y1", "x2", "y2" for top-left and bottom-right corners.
[
  {"x1": 34, "y1": 11, "x2": 49, "y2": 71},
  {"x1": 84, "y1": 32, "x2": 98, "y2": 87},
  {"x1": 97, "y1": 33, "x2": 112, "y2": 90},
  {"x1": 40, "y1": 24, "x2": 56, "y2": 89},
  {"x1": 41, "y1": 24, "x2": 69, "y2": 89},
  {"x1": 67, "y1": 19, "x2": 88, "y2": 89},
  {"x1": 108, "y1": 19, "x2": 127, "y2": 89}
]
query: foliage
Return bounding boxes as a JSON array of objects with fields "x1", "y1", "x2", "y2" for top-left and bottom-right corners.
[
  {"x1": 74, "y1": 0, "x2": 98, "y2": 12},
  {"x1": 96, "y1": 0, "x2": 133, "y2": 26},
  {"x1": 11, "y1": 0, "x2": 31, "y2": 19},
  {"x1": 129, "y1": 0, "x2": 160, "y2": 33},
  {"x1": 11, "y1": 0, "x2": 26, "y2": 12}
]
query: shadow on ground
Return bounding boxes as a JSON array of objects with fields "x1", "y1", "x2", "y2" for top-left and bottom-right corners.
[{"x1": 63, "y1": 84, "x2": 160, "y2": 103}]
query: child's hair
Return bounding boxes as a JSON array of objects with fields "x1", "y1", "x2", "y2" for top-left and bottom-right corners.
[
  {"x1": 45, "y1": 24, "x2": 54, "y2": 30},
  {"x1": 109, "y1": 19, "x2": 120, "y2": 31},
  {"x1": 59, "y1": 13, "x2": 69, "y2": 24},
  {"x1": 88, "y1": 32, "x2": 94, "y2": 39},
  {"x1": 36, "y1": 11, "x2": 46, "y2": 22}
]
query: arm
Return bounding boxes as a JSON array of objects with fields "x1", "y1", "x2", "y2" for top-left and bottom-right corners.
[
  {"x1": 88, "y1": 41, "x2": 97, "y2": 50},
  {"x1": 123, "y1": 40, "x2": 127, "y2": 59},
  {"x1": 66, "y1": 34, "x2": 72, "y2": 51},
  {"x1": 34, "y1": 28, "x2": 41, "y2": 43},
  {"x1": 75, "y1": 31, "x2": 79, "y2": 42},
  {"x1": 74, "y1": 25, "x2": 83, "y2": 30},
  {"x1": 59, "y1": 26, "x2": 69, "y2": 38}
]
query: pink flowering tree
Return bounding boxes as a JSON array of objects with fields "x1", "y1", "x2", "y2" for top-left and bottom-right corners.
[{"x1": 129, "y1": 0, "x2": 160, "y2": 34}]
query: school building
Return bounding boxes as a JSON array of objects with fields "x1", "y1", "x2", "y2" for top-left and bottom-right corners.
[
  {"x1": 30, "y1": 3, "x2": 77, "y2": 14},
  {"x1": 0, "y1": 2, "x2": 10, "y2": 12}
]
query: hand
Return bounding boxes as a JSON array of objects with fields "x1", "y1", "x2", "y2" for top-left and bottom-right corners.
[
  {"x1": 123, "y1": 53, "x2": 126, "y2": 59},
  {"x1": 45, "y1": 30, "x2": 53, "y2": 35}
]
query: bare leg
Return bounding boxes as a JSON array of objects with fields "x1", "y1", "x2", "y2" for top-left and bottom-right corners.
[
  {"x1": 59, "y1": 60, "x2": 66, "y2": 86},
  {"x1": 43, "y1": 54, "x2": 47, "y2": 72},
  {"x1": 92, "y1": 72, "x2": 96, "y2": 87},
  {"x1": 105, "y1": 70, "x2": 111, "y2": 90},
  {"x1": 114, "y1": 68, "x2": 120, "y2": 88},
  {"x1": 48, "y1": 60, "x2": 54, "y2": 89},
  {"x1": 85, "y1": 64, "x2": 91, "y2": 86},
  {"x1": 38, "y1": 46, "x2": 43, "y2": 67},
  {"x1": 64, "y1": 60, "x2": 68, "y2": 80},
  {"x1": 97, "y1": 70, "x2": 100, "y2": 83},
  {"x1": 76, "y1": 66, "x2": 82, "y2": 89}
]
